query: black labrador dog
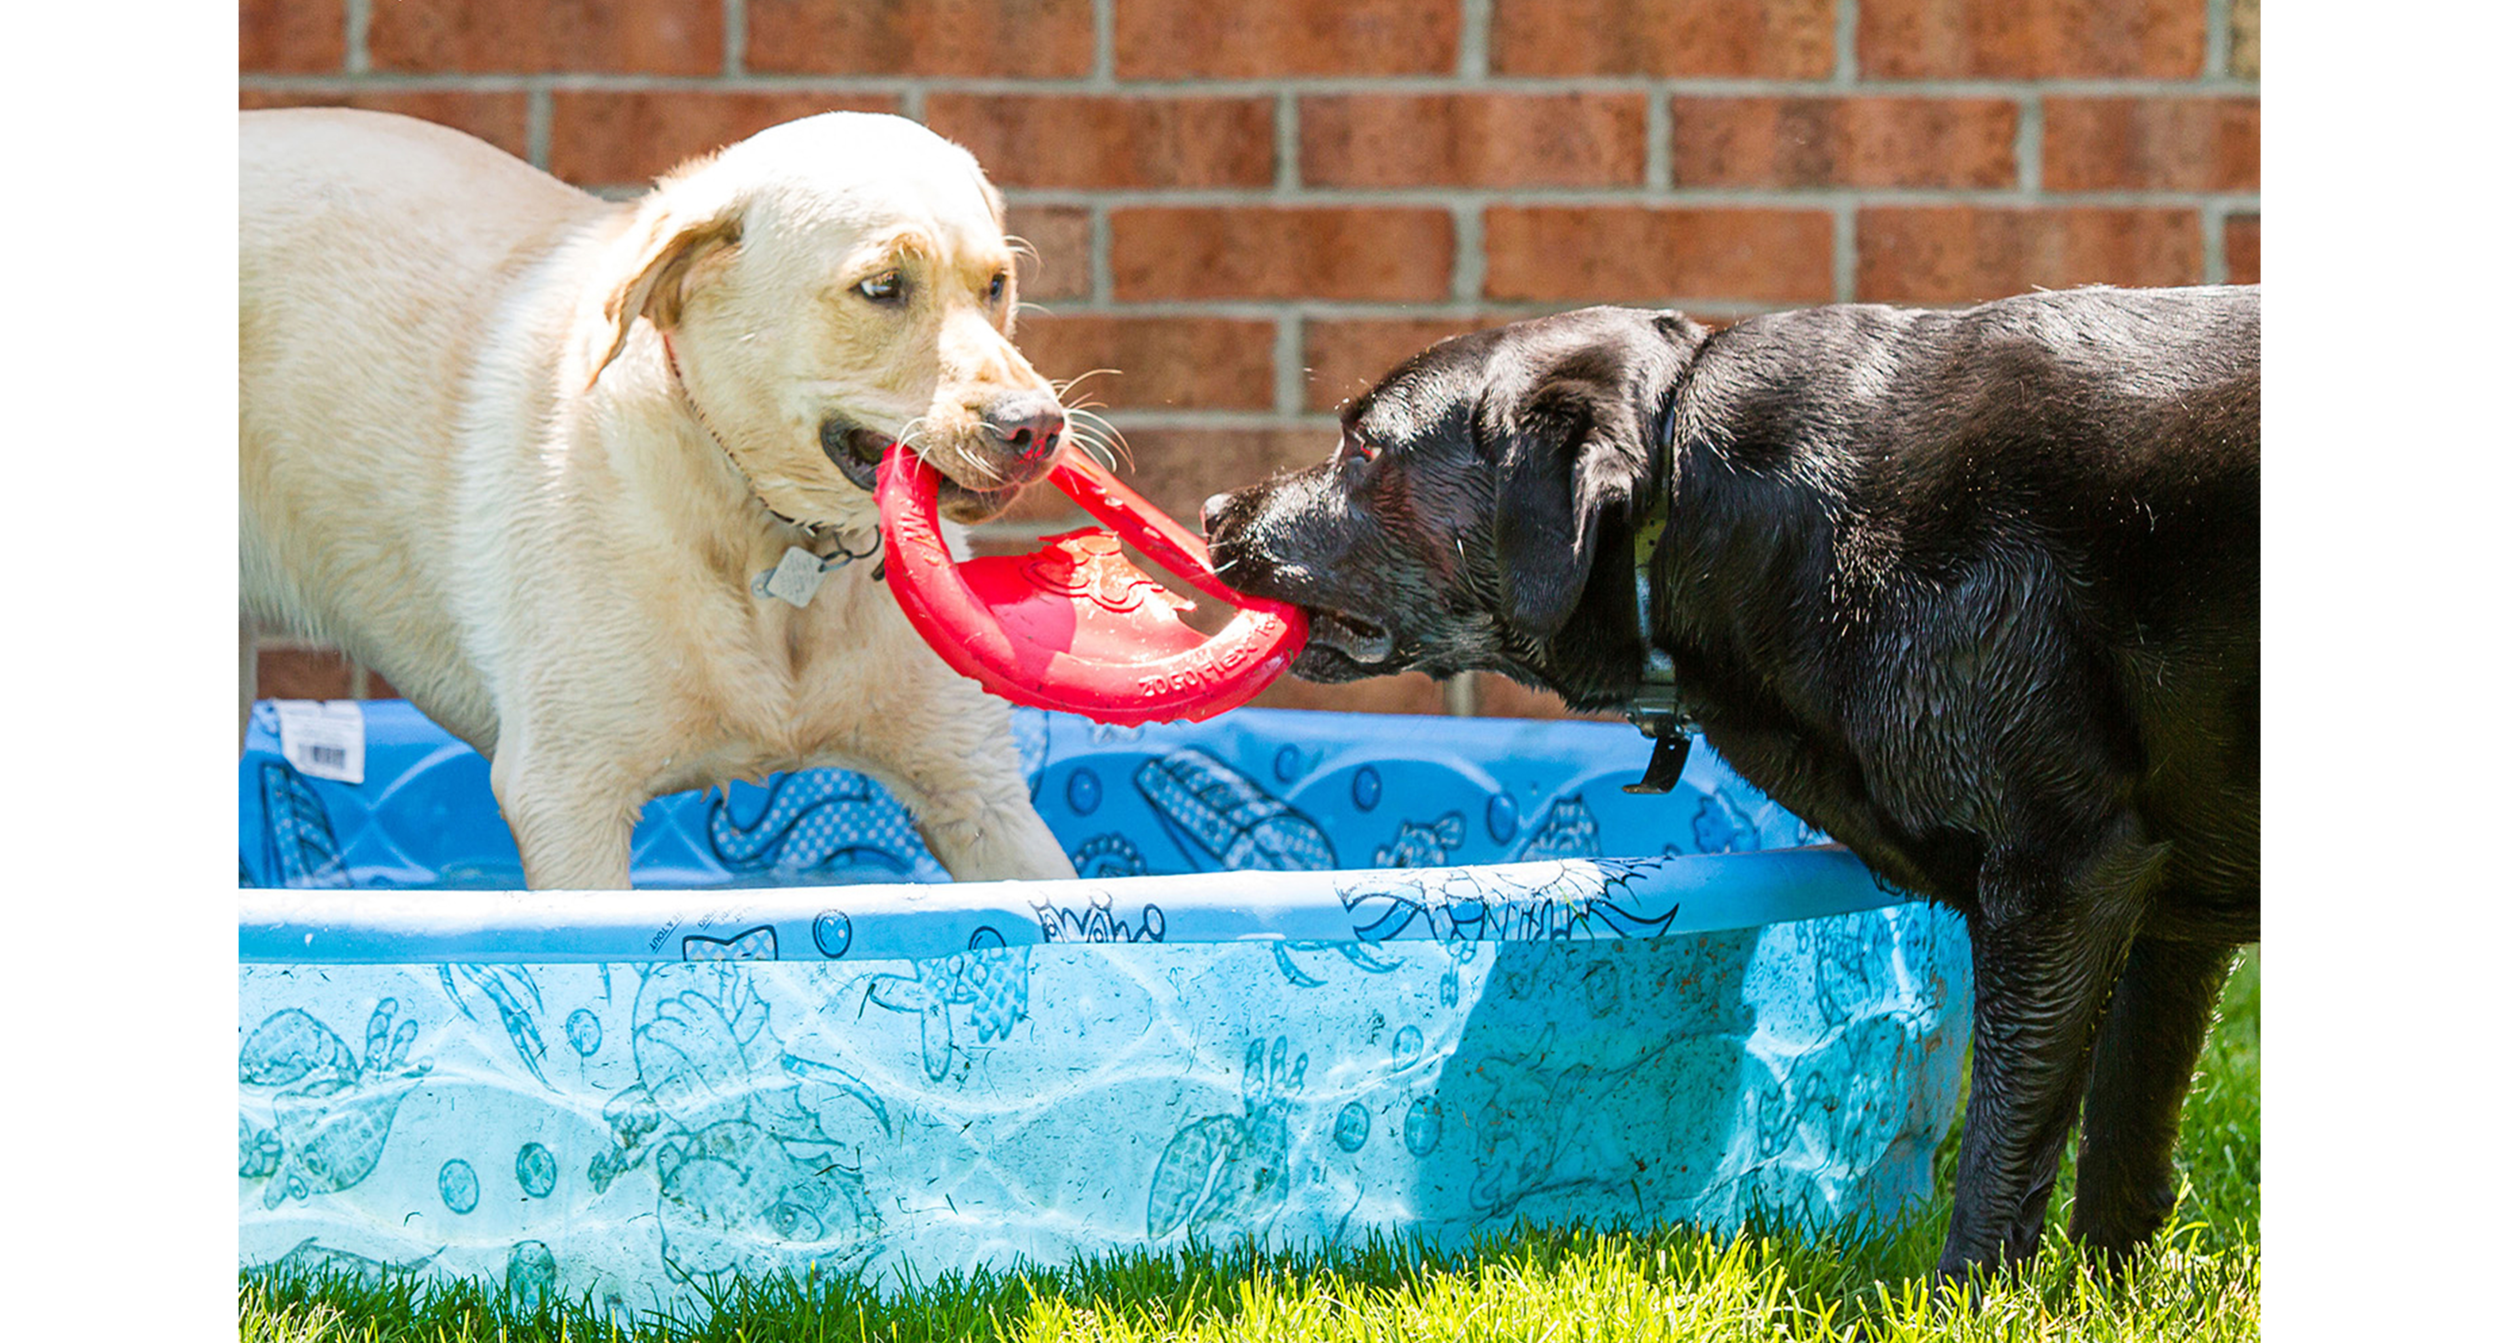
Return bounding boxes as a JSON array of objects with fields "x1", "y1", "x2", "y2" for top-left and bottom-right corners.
[{"x1": 1202, "y1": 285, "x2": 2257, "y2": 1279}]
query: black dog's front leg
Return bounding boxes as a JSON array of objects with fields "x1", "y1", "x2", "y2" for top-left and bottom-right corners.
[
  {"x1": 2066, "y1": 936, "x2": 2239, "y2": 1255},
  {"x1": 1940, "y1": 820, "x2": 2167, "y2": 1280}
]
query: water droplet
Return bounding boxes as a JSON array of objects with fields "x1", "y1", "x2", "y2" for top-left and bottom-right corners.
[
  {"x1": 1351, "y1": 767, "x2": 1382, "y2": 812},
  {"x1": 1066, "y1": 768, "x2": 1102, "y2": 815}
]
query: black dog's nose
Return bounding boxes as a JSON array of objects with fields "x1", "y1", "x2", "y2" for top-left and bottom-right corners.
[
  {"x1": 982, "y1": 393, "x2": 1065, "y2": 461},
  {"x1": 1201, "y1": 491, "x2": 1237, "y2": 534}
]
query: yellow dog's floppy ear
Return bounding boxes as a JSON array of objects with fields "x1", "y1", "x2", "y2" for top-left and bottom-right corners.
[{"x1": 590, "y1": 206, "x2": 741, "y2": 388}]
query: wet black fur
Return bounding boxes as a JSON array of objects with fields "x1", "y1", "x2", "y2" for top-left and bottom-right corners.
[{"x1": 1203, "y1": 286, "x2": 2259, "y2": 1279}]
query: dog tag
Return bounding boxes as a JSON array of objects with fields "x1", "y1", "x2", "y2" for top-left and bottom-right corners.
[
  {"x1": 756, "y1": 546, "x2": 833, "y2": 607},
  {"x1": 274, "y1": 699, "x2": 366, "y2": 785}
]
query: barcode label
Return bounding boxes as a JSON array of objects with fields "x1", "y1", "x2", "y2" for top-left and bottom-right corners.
[{"x1": 274, "y1": 700, "x2": 367, "y2": 784}]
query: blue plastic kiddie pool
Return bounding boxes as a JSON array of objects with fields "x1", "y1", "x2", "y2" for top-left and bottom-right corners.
[{"x1": 239, "y1": 701, "x2": 1970, "y2": 1320}]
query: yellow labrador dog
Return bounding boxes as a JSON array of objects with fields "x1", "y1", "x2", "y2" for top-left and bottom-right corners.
[{"x1": 241, "y1": 108, "x2": 1078, "y2": 889}]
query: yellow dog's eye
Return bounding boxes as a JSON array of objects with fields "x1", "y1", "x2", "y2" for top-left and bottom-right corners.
[
  {"x1": 987, "y1": 271, "x2": 1008, "y2": 304},
  {"x1": 857, "y1": 271, "x2": 905, "y2": 305}
]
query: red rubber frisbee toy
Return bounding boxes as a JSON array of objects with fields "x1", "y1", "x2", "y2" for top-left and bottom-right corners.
[{"x1": 875, "y1": 443, "x2": 1308, "y2": 726}]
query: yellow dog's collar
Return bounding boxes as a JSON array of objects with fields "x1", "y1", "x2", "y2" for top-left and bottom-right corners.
[{"x1": 661, "y1": 331, "x2": 883, "y2": 603}]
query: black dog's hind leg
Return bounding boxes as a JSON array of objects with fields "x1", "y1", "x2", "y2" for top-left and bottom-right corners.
[
  {"x1": 1939, "y1": 819, "x2": 2167, "y2": 1280},
  {"x1": 2066, "y1": 936, "x2": 2238, "y2": 1256}
]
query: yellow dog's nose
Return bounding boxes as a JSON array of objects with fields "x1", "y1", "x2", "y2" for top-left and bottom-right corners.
[{"x1": 981, "y1": 391, "x2": 1065, "y2": 463}]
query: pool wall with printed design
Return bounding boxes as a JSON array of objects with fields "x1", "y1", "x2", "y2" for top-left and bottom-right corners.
[{"x1": 240, "y1": 703, "x2": 1972, "y2": 1320}]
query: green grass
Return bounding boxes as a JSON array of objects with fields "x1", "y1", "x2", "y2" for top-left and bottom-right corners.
[{"x1": 240, "y1": 952, "x2": 2259, "y2": 1343}]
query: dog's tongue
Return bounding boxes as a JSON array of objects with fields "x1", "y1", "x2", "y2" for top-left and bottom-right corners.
[{"x1": 1311, "y1": 611, "x2": 1393, "y2": 663}]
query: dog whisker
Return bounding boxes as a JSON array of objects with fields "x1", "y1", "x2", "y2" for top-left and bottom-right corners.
[
  {"x1": 1051, "y1": 369, "x2": 1121, "y2": 402},
  {"x1": 1063, "y1": 409, "x2": 1132, "y2": 470},
  {"x1": 1069, "y1": 428, "x2": 1126, "y2": 474}
]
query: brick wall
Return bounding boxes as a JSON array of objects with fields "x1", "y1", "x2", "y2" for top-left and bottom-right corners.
[{"x1": 241, "y1": 0, "x2": 2259, "y2": 720}]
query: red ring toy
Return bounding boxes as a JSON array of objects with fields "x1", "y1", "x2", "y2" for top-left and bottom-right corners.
[{"x1": 875, "y1": 443, "x2": 1308, "y2": 726}]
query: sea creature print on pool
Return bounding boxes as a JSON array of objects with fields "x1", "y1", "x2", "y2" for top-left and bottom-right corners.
[{"x1": 239, "y1": 1000, "x2": 429, "y2": 1208}]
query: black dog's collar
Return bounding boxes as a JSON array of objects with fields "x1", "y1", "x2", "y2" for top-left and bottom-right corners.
[{"x1": 1622, "y1": 464, "x2": 1695, "y2": 796}]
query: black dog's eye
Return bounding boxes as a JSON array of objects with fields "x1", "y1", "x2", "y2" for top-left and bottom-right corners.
[
  {"x1": 1340, "y1": 432, "x2": 1378, "y2": 464},
  {"x1": 857, "y1": 271, "x2": 906, "y2": 305},
  {"x1": 986, "y1": 271, "x2": 1008, "y2": 304}
]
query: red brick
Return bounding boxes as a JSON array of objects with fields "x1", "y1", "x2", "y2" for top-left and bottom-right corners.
[
  {"x1": 238, "y1": 90, "x2": 533, "y2": 161},
  {"x1": 1113, "y1": 209, "x2": 1454, "y2": 302},
  {"x1": 257, "y1": 645, "x2": 357, "y2": 701},
  {"x1": 747, "y1": 0, "x2": 1092, "y2": 77},
  {"x1": 371, "y1": 0, "x2": 722, "y2": 74},
  {"x1": 925, "y1": 95, "x2": 1274, "y2": 190},
  {"x1": 1493, "y1": 0, "x2": 1836, "y2": 78},
  {"x1": 990, "y1": 425, "x2": 1339, "y2": 530},
  {"x1": 1484, "y1": 207, "x2": 1833, "y2": 304},
  {"x1": 2042, "y1": 98, "x2": 2261, "y2": 192},
  {"x1": 1855, "y1": 207, "x2": 2206, "y2": 305},
  {"x1": 241, "y1": 0, "x2": 344, "y2": 73},
  {"x1": 1009, "y1": 207, "x2": 1091, "y2": 303},
  {"x1": 988, "y1": 486, "x2": 1084, "y2": 527},
  {"x1": 1116, "y1": 427, "x2": 1339, "y2": 530},
  {"x1": 1116, "y1": 0, "x2": 1461, "y2": 78},
  {"x1": 2225, "y1": 214, "x2": 2259, "y2": 285},
  {"x1": 363, "y1": 668, "x2": 401, "y2": 700},
  {"x1": 1248, "y1": 672, "x2": 1450, "y2": 716},
  {"x1": 1300, "y1": 93, "x2": 1647, "y2": 189},
  {"x1": 1858, "y1": 0, "x2": 2204, "y2": 79},
  {"x1": 1303, "y1": 317, "x2": 1521, "y2": 412},
  {"x1": 1014, "y1": 316, "x2": 1277, "y2": 413},
  {"x1": 1471, "y1": 675, "x2": 1618, "y2": 722},
  {"x1": 1673, "y1": 97, "x2": 2019, "y2": 189},
  {"x1": 545, "y1": 91, "x2": 902, "y2": 186}
]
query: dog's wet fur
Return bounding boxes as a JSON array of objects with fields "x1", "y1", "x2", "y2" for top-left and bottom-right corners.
[{"x1": 1204, "y1": 286, "x2": 2258, "y2": 1279}]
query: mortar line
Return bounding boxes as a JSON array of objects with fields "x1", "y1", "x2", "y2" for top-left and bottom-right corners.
[
  {"x1": 1460, "y1": 0, "x2": 1492, "y2": 79},
  {"x1": 1647, "y1": 86, "x2": 1671, "y2": 191},
  {"x1": 1451, "y1": 204, "x2": 1486, "y2": 303},
  {"x1": 2208, "y1": 0, "x2": 2234, "y2": 79},
  {"x1": 343, "y1": 0, "x2": 370, "y2": 74},
  {"x1": 526, "y1": 85, "x2": 552, "y2": 171},
  {"x1": 2202, "y1": 200, "x2": 2230, "y2": 284},
  {"x1": 1274, "y1": 311, "x2": 1306, "y2": 417},
  {"x1": 2017, "y1": 95, "x2": 2044, "y2": 197},
  {"x1": 723, "y1": 0, "x2": 745, "y2": 77},
  {"x1": 1091, "y1": 203, "x2": 1114, "y2": 307},
  {"x1": 1833, "y1": 203, "x2": 1857, "y2": 304},
  {"x1": 1093, "y1": 0, "x2": 1116, "y2": 86},
  {"x1": 1276, "y1": 90, "x2": 1301, "y2": 193},
  {"x1": 1835, "y1": 0, "x2": 1860, "y2": 85}
]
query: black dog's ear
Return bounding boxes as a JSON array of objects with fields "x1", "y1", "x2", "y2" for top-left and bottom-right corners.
[{"x1": 1490, "y1": 379, "x2": 1646, "y2": 642}]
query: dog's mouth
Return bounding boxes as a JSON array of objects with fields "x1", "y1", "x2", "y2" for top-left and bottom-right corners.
[
  {"x1": 1304, "y1": 606, "x2": 1397, "y2": 666},
  {"x1": 822, "y1": 418, "x2": 1017, "y2": 520}
]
